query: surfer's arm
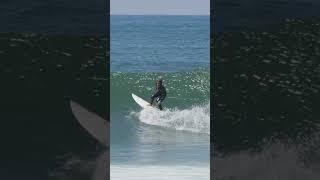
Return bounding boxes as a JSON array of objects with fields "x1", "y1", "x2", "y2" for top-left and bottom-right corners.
[{"x1": 150, "y1": 90, "x2": 160, "y2": 104}]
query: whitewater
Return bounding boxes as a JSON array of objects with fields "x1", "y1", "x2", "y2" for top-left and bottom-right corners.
[{"x1": 131, "y1": 103, "x2": 210, "y2": 134}]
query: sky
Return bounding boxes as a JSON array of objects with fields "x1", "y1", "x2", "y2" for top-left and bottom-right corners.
[{"x1": 110, "y1": 0, "x2": 209, "y2": 15}]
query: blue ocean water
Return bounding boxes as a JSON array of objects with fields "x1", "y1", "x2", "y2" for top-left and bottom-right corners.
[
  {"x1": 110, "y1": 15, "x2": 210, "y2": 179},
  {"x1": 111, "y1": 15, "x2": 209, "y2": 72}
]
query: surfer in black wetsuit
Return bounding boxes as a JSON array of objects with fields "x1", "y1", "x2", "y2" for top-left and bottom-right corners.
[{"x1": 150, "y1": 78, "x2": 166, "y2": 110}]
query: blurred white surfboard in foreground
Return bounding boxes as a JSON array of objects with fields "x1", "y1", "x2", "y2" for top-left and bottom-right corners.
[{"x1": 70, "y1": 100, "x2": 109, "y2": 147}]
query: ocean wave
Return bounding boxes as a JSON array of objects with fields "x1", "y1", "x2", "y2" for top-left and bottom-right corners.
[
  {"x1": 111, "y1": 70, "x2": 209, "y2": 111},
  {"x1": 131, "y1": 103, "x2": 210, "y2": 134}
]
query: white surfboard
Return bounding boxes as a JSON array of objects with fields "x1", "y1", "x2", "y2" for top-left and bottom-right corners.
[
  {"x1": 132, "y1": 93, "x2": 152, "y2": 108},
  {"x1": 70, "y1": 100, "x2": 109, "y2": 147}
]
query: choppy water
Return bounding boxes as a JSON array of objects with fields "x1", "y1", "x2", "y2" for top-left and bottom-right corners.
[
  {"x1": 111, "y1": 15, "x2": 209, "y2": 72},
  {"x1": 110, "y1": 15, "x2": 210, "y2": 179},
  {"x1": 0, "y1": 32, "x2": 108, "y2": 180},
  {"x1": 213, "y1": 15, "x2": 320, "y2": 180}
]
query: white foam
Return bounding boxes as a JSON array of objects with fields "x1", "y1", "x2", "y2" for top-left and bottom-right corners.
[
  {"x1": 111, "y1": 164, "x2": 209, "y2": 180},
  {"x1": 133, "y1": 103, "x2": 210, "y2": 134},
  {"x1": 214, "y1": 142, "x2": 320, "y2": 180}
]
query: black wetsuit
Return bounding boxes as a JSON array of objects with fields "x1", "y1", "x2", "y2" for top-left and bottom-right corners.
[{"x1": 150, "y1": 85, "x2": 166, "y2": 110}]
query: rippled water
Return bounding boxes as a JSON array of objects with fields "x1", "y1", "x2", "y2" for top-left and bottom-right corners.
[{"x1": 110, "y1": 15, "x2": 210, "y2": 179}]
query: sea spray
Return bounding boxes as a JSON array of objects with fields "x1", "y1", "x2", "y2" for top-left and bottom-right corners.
[
  {"x1": 132, "y1": 103, "x2": 210, "y2": 134},
  {"x1": 213, "y1": 140, "x2": 320, "y2": 180}
]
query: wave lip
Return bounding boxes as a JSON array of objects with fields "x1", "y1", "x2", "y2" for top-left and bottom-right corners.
[{"x1": 132, "y1": 103, "x2": 210, "y2": 134}]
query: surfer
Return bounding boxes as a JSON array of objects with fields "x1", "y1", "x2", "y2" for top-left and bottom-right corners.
[{"x1": 150, "y1": 78, "x2": 167, "y2": 110}]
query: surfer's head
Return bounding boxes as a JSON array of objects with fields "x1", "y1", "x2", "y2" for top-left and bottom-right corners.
[{"x1": 156, "y1": 78, "x2": 163, "y2": 88}]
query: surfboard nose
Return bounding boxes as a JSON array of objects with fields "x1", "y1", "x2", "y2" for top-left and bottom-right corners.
[{"x1": 70, "y1": 100, "x2": 109, "y2": 148}]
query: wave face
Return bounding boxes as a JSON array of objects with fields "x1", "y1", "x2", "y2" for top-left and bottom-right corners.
[
  {"x1": 213, "y1": 18, "x2": 320, "y2": 153},
  {"x1": 0, "y1": 32, "x2": 107, "y2": 179},
  {"x1": 111, "y1": 69, "x2": 209, "y2": 110},
  {"x1": 212, "y1": 18, "x2": 320, "y2": 179},
  {"x1": 110, "y1": 69, "x2": 210, "y2": 170},
  {"x1": 111, "y1": 69, "x2": 210, "y2": 133}
]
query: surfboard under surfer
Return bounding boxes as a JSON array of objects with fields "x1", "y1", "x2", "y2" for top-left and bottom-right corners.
[{"x1": 150, "y1": 78, "x2": 167, "y2": 110}]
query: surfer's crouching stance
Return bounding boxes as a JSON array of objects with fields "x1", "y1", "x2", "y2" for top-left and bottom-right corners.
[{"x1": 150, "y1": 78, "x2": 167, "y2": 110}]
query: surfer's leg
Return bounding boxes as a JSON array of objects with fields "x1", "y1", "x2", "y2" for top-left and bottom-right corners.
[{"x1": 156, "y1": 98, "x2": 163, "y2": 110}]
